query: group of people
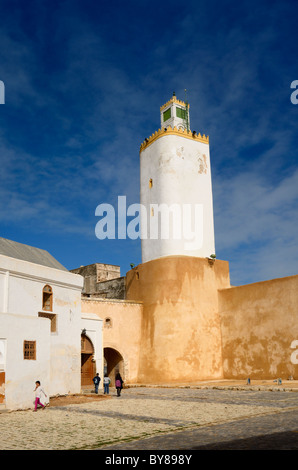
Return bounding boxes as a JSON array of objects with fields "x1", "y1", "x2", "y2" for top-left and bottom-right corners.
[
  {"x1": 32, "y1": 372, "x2": 124, "y2": 412},
  {"x1": 93, "y1": 372, "x2": 124, "y2": 396}
]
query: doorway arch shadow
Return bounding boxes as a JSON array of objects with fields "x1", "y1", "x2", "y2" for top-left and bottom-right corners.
[{"x1": 104, "y1": 347, "x2": 124, "y2": 386}]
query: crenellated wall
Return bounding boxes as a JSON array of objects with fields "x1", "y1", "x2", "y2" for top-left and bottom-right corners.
[{"x1": 140, "y1": 125, "x2": 209, "y2": 152}]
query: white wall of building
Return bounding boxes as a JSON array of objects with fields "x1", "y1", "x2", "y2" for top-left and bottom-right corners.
[
  {"x1": 0, "y1": 253, "x2": 84, "y2": 410},
  {"x1": 1, "y1": 313, "x2": 51, "y2": 409}
]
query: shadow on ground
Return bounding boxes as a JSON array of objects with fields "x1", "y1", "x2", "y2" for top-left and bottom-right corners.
[{"x1": 192, "y1": 430, "x2": 298, "y2": 450}]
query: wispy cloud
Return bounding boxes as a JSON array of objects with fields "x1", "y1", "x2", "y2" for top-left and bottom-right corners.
[{"x1": 213, "y1": 168, "x2": 298, "y2": 284}]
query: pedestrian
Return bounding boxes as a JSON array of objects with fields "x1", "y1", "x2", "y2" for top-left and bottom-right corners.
[
  {"x1": 33, "y1": 380, "x2": 47, "y2": 411},
  {"x1": 93, "y1": 373, "x2": 101, "y2": 394},
  {"x1": 103, "y1": 374, "x2": 111, "y2": 394},
  {"x1": 115, "y1": 372, "x2": 124, "y2": 397}
]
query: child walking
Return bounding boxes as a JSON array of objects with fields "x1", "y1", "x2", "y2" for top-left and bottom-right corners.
[{"x1": 33, "y1": 381, "x2": 47, "y2": 411}]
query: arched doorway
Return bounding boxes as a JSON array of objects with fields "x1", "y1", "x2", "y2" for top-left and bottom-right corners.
[
  {"x1": 81, "y1": 334, "x2": 95, "y2": 386},
  {"x1": 104, "y1": 347, "x2": 124, "y2": 386}
]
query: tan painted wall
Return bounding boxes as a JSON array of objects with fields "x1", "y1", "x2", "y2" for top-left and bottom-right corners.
[
  {"x1": 82, "y1": 259, "x2": 297, "y2": 385},
  {"x1": 219, "y1": 275, "x2": 298, "y2": 379},
  {"x1": 82, "y1": 298, "x2": 143, "y2": 383},
  {"x1": 126, "y1": 256, "x2": 230, "y2": 383}
]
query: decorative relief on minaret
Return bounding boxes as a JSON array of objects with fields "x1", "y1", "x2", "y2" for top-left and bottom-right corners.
[
  {"x1": 198, "y1": 154, "x2": 208, "y2": 174},
  {"x1": 176, "y1": 146, "x2": 184, "y2": 158}
]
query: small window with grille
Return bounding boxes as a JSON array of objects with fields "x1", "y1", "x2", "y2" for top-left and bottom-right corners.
[{"x1": 24, "y1": 340, "x2": 36, "y2": 360}]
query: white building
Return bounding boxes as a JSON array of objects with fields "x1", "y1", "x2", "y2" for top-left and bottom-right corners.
[
  {"x1": 140, "y1": 93, "x2": 215, "y2": 263},
  {"x1": 0, "y1": 237, "x2": 102, "y2": 410}
]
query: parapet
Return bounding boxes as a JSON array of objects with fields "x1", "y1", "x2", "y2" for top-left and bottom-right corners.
[
  {"x1": 140, "y1": 126, "x2": 209, "y2": 152},
  {"x1": 160, "y1": 95, "x2": 190, "y2": 112}
]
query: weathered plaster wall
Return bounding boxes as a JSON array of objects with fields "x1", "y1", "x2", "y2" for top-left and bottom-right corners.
[
  {"x1": 1, "y1": 312, "x2": 51, "y2": 409},
  {"x1": 82, "y1": 258, "x2": 297, "y2": 385},
  {"x1": 219, "y1": 275, "x2": 298, "y2": 379},
  {"x1": 0, "y1": 254, "x2": 84, "y2": 409},
  {"x1": 140, "y1": 134, "x2": 215, "y2": 263},
  {"x1": 126, "y1": 256, "x2": 230, "y2": 384},
  {"x1": 71, "y1": 263, "x2": 121, "y2": 295},
  {"x1": 82, "y1": 298, "x2": 143, "y2": 383},
  {"x1": 90, "y1": 277, "x2": 126, "y2": 299}
]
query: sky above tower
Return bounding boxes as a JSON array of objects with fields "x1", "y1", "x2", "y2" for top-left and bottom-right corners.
[{"x1": 0, "y1": 0, "x2": 297, "y2": 286}]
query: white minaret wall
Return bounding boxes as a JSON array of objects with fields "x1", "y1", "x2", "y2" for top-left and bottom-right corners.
[{"x1": 140, "y1": 121, "x2": 215, "y2": 263}]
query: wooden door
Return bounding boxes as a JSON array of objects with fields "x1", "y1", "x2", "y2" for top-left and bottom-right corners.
[
  {"x1": 81, "y1": 354, "x2": 94, "y2": 385},
  {"x1": 81, "y1": 335, "x2": 95, "y2": 386},
  {"x1": 0, "y1": 372, "x2": 4, "y2": 404}
]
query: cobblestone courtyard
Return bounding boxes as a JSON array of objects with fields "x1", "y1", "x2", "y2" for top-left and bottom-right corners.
[{"x1": 1, "y1": 383, "x2": 297, "y2": 450}]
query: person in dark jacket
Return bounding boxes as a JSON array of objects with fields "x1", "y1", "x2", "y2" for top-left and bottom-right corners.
[
  {"x1": 93, "y1": 373, "x2": 101, "y2": 394},
  {"x1": 115, "y1": 373, "x2": 123, "y2": 397}
]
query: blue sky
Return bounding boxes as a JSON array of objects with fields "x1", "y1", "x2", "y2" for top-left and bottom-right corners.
[{"x1": 0, "y1": 0, "x2": 297, "y2": 286}]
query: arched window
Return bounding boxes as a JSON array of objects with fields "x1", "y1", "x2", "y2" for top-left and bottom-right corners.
[
  {"x1": 149, "y1": 178, "x2": 153, "y2": 188},
  {"x1": 42, "y1": 285, "x2": 53, "y2": 311}
]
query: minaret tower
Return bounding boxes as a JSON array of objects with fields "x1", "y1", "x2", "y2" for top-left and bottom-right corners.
[
  {"x1": 140, "y1": 92, "x2": 215, "y2": 263},
  {"x1": 160, "y1": 91, "x2": 190, "y2": 131}
]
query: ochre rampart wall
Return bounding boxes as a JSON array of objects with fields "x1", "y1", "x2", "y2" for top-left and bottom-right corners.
[
  {"x1": 219, "y1": 275, "x2": 298, "y2": 379},
  {"x1": 126, "y1": 256, "x2": 230, "y2": 383}
]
